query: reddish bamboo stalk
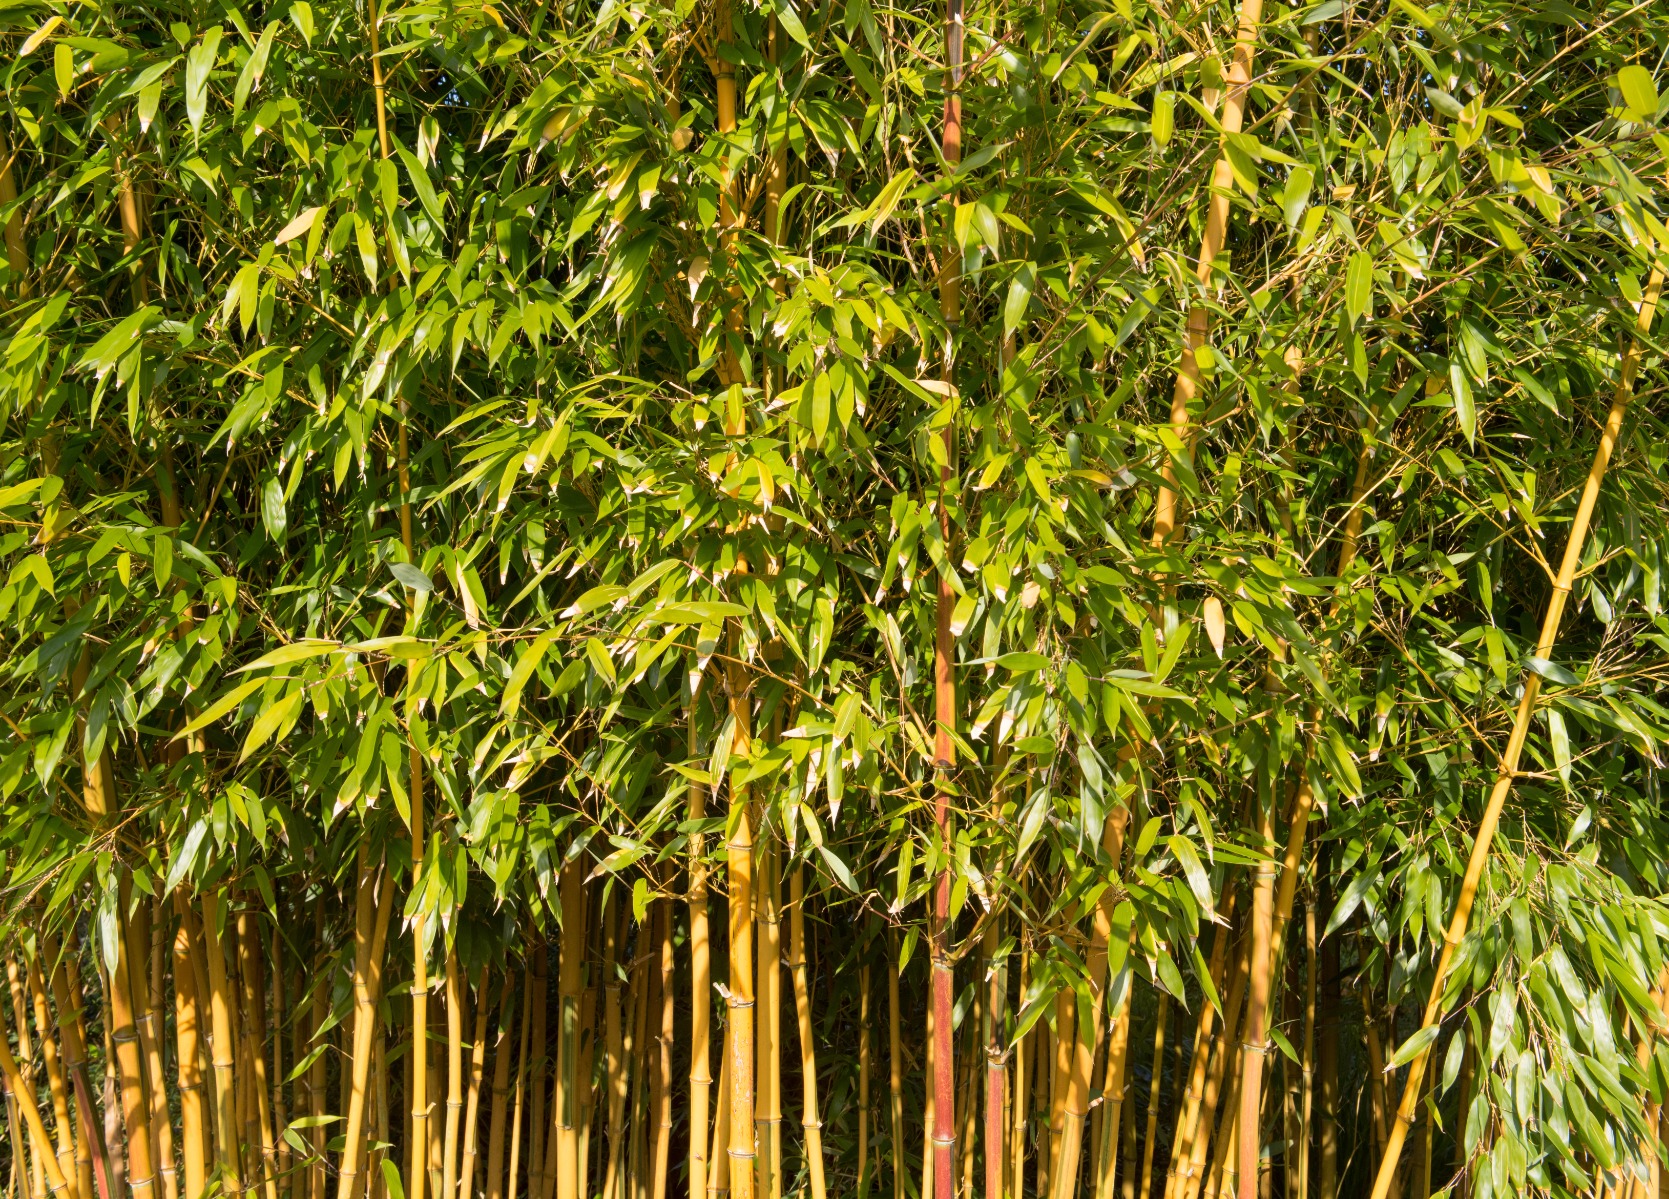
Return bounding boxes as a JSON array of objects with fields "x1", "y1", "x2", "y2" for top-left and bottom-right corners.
[
  {"x1": 687, "y1": 698, "x2": 713, "y2": 1199},
  {"x1": 42, "y1": 932, "x2": 105, "y2": 1199},
  {"x1": 930, "y1": 0, "x2": 965, "y2": 1190}
]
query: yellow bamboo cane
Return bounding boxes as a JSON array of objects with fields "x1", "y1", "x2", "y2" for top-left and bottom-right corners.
[
  {"x1": 0, "y1": 992, "x2": 70, "y2": 1197},
  {"x1": 787, "y1": 870, "x2": 825, "y2": 1199},
  {"x1": 1368, "y1": 254, "x2": 1665, "y2": 1199},
  {"x1": 461, "y1": 967, "x2": 491, "y2": 1199},
  {"x1": 24, "y1": 949, "x2": 76, "y2": 1199}
]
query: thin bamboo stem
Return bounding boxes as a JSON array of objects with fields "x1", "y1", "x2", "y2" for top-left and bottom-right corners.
[
  {"x1": 726, "y1": 650, "x2": 756, "y2": 1199},
  {"x1": 1177, "y1": 928, "x2": 1251, "y2": 1199},
  {"x1": 140, "y1": 905, "x2": 175, "y2": 1199},
  {"x1": 1238, "y1": 783, "x2": 1279, "y2": 1199},
  {"x1": 484, "y1": 978, "x2": 515, "y2": 1199},
  {"x1": 887, "y1": 932, "x2": 904, "y2": 1199},
  {"x1": 112, "y1": 880, "x2": 158, "y2": 1199},
  {"x1": 688, "y1": 698, "x2": 713, "y2": 1199},
  {"x1": 171, "y1": 903, "x2": 207, "y2": 1199},
  {"x1": 0, "y1": 987, "x2": 70, "y2": 1197},
  {"x1": 1368, "y1": 255, "x2": 1667, "y2": 1199},
  {"x1": 1056, "y1": 808, "x2": 1132, "y2": 1199},
  {"x1": 858, "y1": 945, "x2": 872, "y2": 1199},
  {"x1": 336, "y1": 857, "x2": 395, "y2": 1199},
  {"x1": 445, "y1": 946, "x2": 465, "y2": 1199},
  {"x1": 529, "y1": 946, "x2": 549, "y2": 1199},
  {"x1": 238, "y1": 909, "x2": 280, "y2": 1199},
  {"x1": 983, "y1": 918, "x2": 1004, "y2": 1199},
  {"x1": 755, "y1": 841, "x2": 781, "y2": 1199},
  {"x1": 626, "y1": 918, "x2": 651, "y2": 1199},
  {"x1": 24, "y1": 948, "x2": 76, "y2": 1199},
  {"x1": 1297, "y1": 906, "x2": 1315, "y2": 1199},
  {"x1": 308, "y1": 904, "x2": 329, "y2": 1199},
  {"x1": 709, "y1": 1029, "x2": 731, "y2": 1199},
  {"x1": 43, "y1": 931, "x2": 105, "y2": 1199},
  {"x1": 787, "y1": 869, "x2": 826, "y2": 1199},
  {"x1": 1138, "y1": 995, "x2": 1170, "y2": 1199},
  {"x1": 507, "y1": 964, "x2": 534, "y2": 1199},
  {"x1": 930, "y1": 0, "x2": 965, "y2": 1190},
  {"x1": 601, "y1": 899, "x2": 626, "y2": 1199},
  {"x1": 462, "y1": 967, "x2": 491, "y2": 1199},
  {"x1": 651, "y1": 901, "x2": 673, "y2": 1199},
  {"x1": 271, "y1": 918, "x2": 288, "y2": 1199}
]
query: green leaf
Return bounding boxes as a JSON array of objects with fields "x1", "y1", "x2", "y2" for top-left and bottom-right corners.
[
  {"x1": 1389, "y1": 1025, "x2": 1440, "y2": 1069},
  {"x1": 775, "y1": 0, "x2": 812, "y2": 50},
  {"x1": 185, "y1": 27, "x2": 222, "y2": 136},
  {"x1": 1345, "y1": 250, "x2": 1373, "y2": 326},
  {"x1": 501, "y1": 631, "x2": 555, "y2": 717},
  {"x1": 1618, "y1": 64, "x2": 1659, "y2": 120}
]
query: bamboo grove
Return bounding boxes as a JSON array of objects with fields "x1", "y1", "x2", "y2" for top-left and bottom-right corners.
[{"x1": 1, "y1": 0, "x2": 1669, "y2": 1196}]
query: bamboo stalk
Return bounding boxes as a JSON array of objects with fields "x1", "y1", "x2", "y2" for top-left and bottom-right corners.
[
  {"x1": 1150, "y1": 0, "x2": 1267, "y2": 546},
  {"x1": 725, "y1": 650, "x2": 757, "y2": 1199},
  {"x1": 577, "y1": 945, "x2": 596, "y2": 1199},
  {"x1": 1047, "y1": 989, "x2": 1072, "y2": 1195},
  {"x1": 1093, "y1": 949, "x2": 1136, "y2": 1199},
  {"x1": 557, "y1": 875, "x2": 584, "y2": 1199},
  {"x1": 1238, "y1": 781, "x2": 1279, "y2": 1199},
  {"x1": 97, "y1": 961, "x2": 126, "y2": 1196},
  {"x1": 709, "y1": 1028, "x2": 730, "y2": 1199},
  {"x1": 484, "y1": 978, "x2": 515, "y2": 1199},
  {"x1": 6, "y1": 957, "x2": 45, "y2": 1199},
  {"x1": 787, "y1": 869, "x2": 826, "y2": 1199},
  {"x1": 308, "y1": 905, "x2": 329, "y2": 1199},
  {"x1": 1056, "y1": 808, "x2": 1132, "y2": 1199},
  {"x1": 271, "y1": 918, "x2": 288, "y2": 1199},
  {"x1": 1297, "y1": 906, "x2": 1314, "y2": 1199},
  {"x1": 923, "y1": 962, "x2": 937, "y2": 1199},
  {"x1": 139, "y1": 905, "x2": 176, "y2": 1199},
  {"x1": 337, "y1": 857, "x2": 396, "y2": 1199},
  {"x1": 0, "y1": 987, "x2": 70, "y2": 1197},
  {"x1": 1368, "y1": 255, "x2": 1667, "y2": 1199},
  {"x1": 887, "y1": 931, "x2": 904, "y2": 1199},
  {"x1": 858, "y1": 945, "x2": 871, "y2": 1199},
  {"x1": 1138, "y1": 995, "x2": 1170, "y2": 1199},
  {"x1": 1120, "y1": 1057, "x2": 1137, "y2": 1199},
  {"x1": 461, "y1": 967, "x2": 491, "y2": 1199},
  {"x1": 755, "y1": 841, "x2": 781, "y2": 1199},
  {"x1": 930, "y1": 0, "x2": 965, "y2": 1190},
  {"x1": 445, "y1": 947, "x2": 465, "y2": 1199},
  {"x1": 507, "y1": 964, "x2": 534, "y2": 1199},
  {"x1": 529, "y1": 947, "x2": 549, "y2": 1199},
  {"x1": 1164, "y1": 902, "x2": 1242, "y2": 1199},
  {"x1": 651, "y1": 901, "x2": 673, "y2": 1199},
  {"x1": 1176, "y1": 927, "x2": 1251, "y2": 1199},
  {"x1": 238, "y1": 909, "x2": 280, "y2": 1199},
  {"x1": 601, "y1": 897, "x2": 625, "y2": 1199},
  {"x1": 1012, "y1": 954, "x2": 1030, "y2": 1199},
  {"x1": 982, "y1": 918, "x2": 1003, "y2": 1199},
  {"x1": 43, "y1": 931, "x2": 105, "y2": 1199},
  {"x1": 688, "y1": 698, "x2": 713, "y2": 1199},
  {"x1": 111, "y1": 880, "x2": 159, "y2": 1199},
  {"x1": 626, "y1": 916, "x2": 651, "y2": 1199},
  {"x1": 24, "y1": 947, "x2": 76, "y2": 1199},
  {"x1": 1314, "y1": 865, "x2": 1338, "y2": 1199},
  {"x1": 170, "y1": 903, "x2": 207, "y2": 1199},
  {"x1": 959, "y1": 1010, "x2": 978, "y2": 1199}
]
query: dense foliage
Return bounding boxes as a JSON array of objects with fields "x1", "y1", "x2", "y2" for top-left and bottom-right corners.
[{"x1": 1, "y1": 0, "x2": 1668, "y2": 1197}]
